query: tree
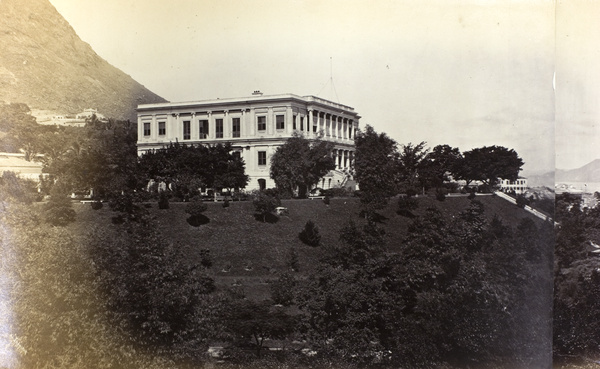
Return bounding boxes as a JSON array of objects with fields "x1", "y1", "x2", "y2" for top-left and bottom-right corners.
[
  {"x1": 298, "y1": 220, "x2": 397, "y2": 366},
  {"x1": 299, "y1": 220, "x2": 321, "y2": 246},
  {"x1": 456, "y1": 146, "x2": 524, "y2": 188},
  {"x1": 224, "y1": 299, "x2": 296, "y2": 358},
  {"x1": 270, "y1": 133, "x2": 336, "y2": 198},
  {"x1": 354, "y1": 125, "x2": 401, "y2": 216},
  {"x1": 419, "y1": 144, "x2": 462, "y2": 189},
  {"x1": 271, "y1": 272, "x2": 297, "y2": 306},
  {"x1": 398, "y1": 141, "x2": 429, "y2": 191},
  {"x1": 252, "y1": 191, "x2": 281, "y2": 222},
  {"x1": 138, "y1": 142, "x2": 249, "y2": 195},
  {"x1": 43, "y1": 183, "x2": 76, "y2": 226},
  {"x1": 89, "y1": 212, "x2": 216, "y2": 357}
]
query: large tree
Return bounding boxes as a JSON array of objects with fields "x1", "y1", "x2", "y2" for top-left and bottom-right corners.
[
  {"x1": 354, "y1": 125, "x2": 401, "y2": 215},
  {"x1": 269, "y1": 133, "x2": 336, "y2": 197},
  {"x1": 456, "y1": 145, "x2": 524, "y2": 187},
  {"x1": 418, "y1": 144, "x2": 462, "y2": 189},
  {"x1": 398, "y1": 141, "x2": 429, "y2": 191},
  {"x1": 138, "y1": 142, "x2": 249, "y2": 196}
]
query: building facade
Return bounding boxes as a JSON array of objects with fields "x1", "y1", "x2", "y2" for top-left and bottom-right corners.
[
  {"x1": 499, "y1": 178, "x2": 528, "y2": 194},
  {"x1": 136, "y1": 93, "x2": 360, "y2": 191}
]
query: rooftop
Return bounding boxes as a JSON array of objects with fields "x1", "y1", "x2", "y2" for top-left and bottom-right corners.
[{"x1": 137, "y1": 93, "x2": 357, "y2": 115}]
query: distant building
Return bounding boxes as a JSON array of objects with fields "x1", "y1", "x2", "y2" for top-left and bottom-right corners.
[
  {"x1": 137, "y1": 93, "x2": 360, "y2": 191},
  {"x1": 0, "y1": 152, "x2": 43, "y2": 181},
  {"x1": 42, "y1": 108, "x2": 106, "y2": 127},
  {"x1": 499, "y1": 177, "x2": 528, "y2": 194}
]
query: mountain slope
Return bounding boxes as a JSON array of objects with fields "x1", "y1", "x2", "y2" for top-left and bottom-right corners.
[
  {"x1": 556, "y1": 159, "x2": 600, "y2": 182},
  {"x1": 0, "y1": 0, "x2": 167, "y2": 121}
]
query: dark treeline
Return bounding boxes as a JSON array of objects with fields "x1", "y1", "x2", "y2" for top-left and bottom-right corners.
[{"x1": 554, "y1": 193, "x2": 600, "y2": 366}]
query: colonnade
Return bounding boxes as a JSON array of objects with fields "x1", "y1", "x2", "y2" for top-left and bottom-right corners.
[
  {"x1": 331, "y1": 148, "x2": 354, "y2": 170},
  {"x1": 304, "y1": 109, "x2": 355, "y2": 140}
]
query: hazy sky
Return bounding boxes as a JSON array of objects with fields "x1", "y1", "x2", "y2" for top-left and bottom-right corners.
[
  {"x1": 555, "y1": 0, "x2": 600, "y2": 171},
  {"x1": 47, "y1": 0, "x2": 594, "y2": 174}
]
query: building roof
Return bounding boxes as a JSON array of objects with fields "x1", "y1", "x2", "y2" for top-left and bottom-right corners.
[{"x1": 137, "y1": 93, "x2": 359, "y2": 117}]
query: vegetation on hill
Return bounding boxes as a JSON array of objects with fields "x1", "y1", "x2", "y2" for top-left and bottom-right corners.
[
  {"x1": 554, "y1": 193, "x2": 600, "y2": 366},
  {"x1": 1, "y1": 116, "x2": 553, "y2": 368},
  {"x1": 2, "y1": 190, "x2": 552, "y2": 368}
]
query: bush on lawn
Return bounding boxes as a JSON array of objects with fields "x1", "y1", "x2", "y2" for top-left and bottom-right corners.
[
  {"x1": 271, "y1": 272, "x2": 297, "y2": 306},
  {"x1": 299, "y1": 220, "x2": 321, "y2": 247},
  {"x1": 158, "y1": 191, "x2": 169, "y2": 209}
]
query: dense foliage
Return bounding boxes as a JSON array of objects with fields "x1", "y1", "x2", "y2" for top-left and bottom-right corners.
[
  {"x1": 269, "y1": 133, "x2": 336, "y2": 198},
  {"x1": 299, "y1": 200, "x2": 553, "y2": 368},
  {"x1": 138, "y1": 142, "x2": 249, "y2": 199},
  {"x1": 456, "y1": 146, "x2": 524, "y2": 187},
  {"x1": 89, "y1": 208, "x2": 217, "y2": 361},
  {"x1": 554, "y1": 193, "x2": 600, "y2": 363},
  {"x1": 353, "y1": 125, "x2": 402, "y2": 216}
]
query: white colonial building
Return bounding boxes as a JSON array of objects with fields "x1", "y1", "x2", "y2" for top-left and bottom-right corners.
[
  {"x1": 498, "y1": 177, "x2": 528, "y2": 194},
  {"x1": 136, "y1": 93, "x2": 360, "y2": 191}
]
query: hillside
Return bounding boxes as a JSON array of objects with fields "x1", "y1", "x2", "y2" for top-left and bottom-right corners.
[
  {"x1": 556, "y1": 159, "x2": 600, "y2": 183},
  {"x1": 0, "y1": 0, "x2": 167, "y2": 121},
  {"x1": 73, "y1": 195, "x2": 551, "y2": 299}
]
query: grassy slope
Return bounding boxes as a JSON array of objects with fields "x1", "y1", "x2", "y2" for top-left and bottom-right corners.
[{"x1": 73, "y1": 194, "x2": 548, "y2": 300}]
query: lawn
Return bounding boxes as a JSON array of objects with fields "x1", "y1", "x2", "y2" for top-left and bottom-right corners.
[{"x1": 72, "y1": 194, "x2": 549, "y2": 301}]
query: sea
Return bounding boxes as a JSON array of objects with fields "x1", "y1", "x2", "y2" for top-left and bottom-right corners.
[{"x1": 555, "y1": 181, "x2": 600, "y2": 194}]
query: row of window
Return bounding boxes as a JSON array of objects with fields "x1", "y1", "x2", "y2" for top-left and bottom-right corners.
[
  {"x1": 144, "y1": 118, "x2": 242, "y2": 139},
  {"x1": 143, "y1": 115, "x2": 353, "y2": 139}
]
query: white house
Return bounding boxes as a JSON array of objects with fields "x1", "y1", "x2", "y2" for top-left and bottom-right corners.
[{"x1": 136, "y1": 93, "x2": 360, "y2": 191}]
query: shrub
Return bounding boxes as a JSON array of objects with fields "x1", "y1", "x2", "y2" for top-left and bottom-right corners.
[
  {"x1": 199, "y1": 248, "x2": 212, "y2": 268},
  {"x1": 468, "y1": 191, "x2": 476, "y2": 200},
  {"x1": 406, "y1": 187, "x2": 418, "y2": 198},
  {"x1": 185, "y1": 198, "x2": 208, "y2": 218},
  {"x1": 299, "y1": 220, "x2": 321, "y2": 246},
  {"x1": 90, "y1": 201, "x2": 103, "y2": 210},
  {"x1": 223, "y1": 198, "x2": 230, "y2": 208},
  {"x1": 253, "y1": 191, "x2": 281, "y2": 222},
  {"x1": 397, "y1": 195, "x2": 418, "y2": 217},
  {"x1": 158, "y1": 192, "x2": 169, "y2": 209},
  {"x1": 108, "y1": 193, "x2": 135, "y2": 213},
  {"x1": 435, "y1": 188, "x2": 447, "y2": 201},
  {"x1": 323, "y1": 195, "x2": 330, "y2": 205},
  {"x1": 271, "y1": 272, "x2": 297, "y2": 306},
  {"x1": 44, "y1": 186, "x2": 76, "y2": 226},
  {"x1": 516, "y1": 194, "x2": 529, "y2": 209},
  {"x1": 287, "y1": 247, "x2": 299, "y2": 272}
]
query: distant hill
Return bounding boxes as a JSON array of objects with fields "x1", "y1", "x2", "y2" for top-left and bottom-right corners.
[
  {"x1": 556, "y1": 159, "x2": 600, "y2": 183},
  {"x1": 0, "y1": 0, "x2": 167, "y2": 122},
  {"x1": 526, "y1": 171, "x2": 555, "y2": 188}
]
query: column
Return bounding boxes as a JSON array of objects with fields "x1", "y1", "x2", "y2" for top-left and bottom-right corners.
[
  {"x1": 249, "y1": 108, "x2": 256, "y2": 136},
  {"x1": 224, "y1": 110, "x2": 230, "y2": 138},
  {"x1": 137, "y1": 115, "x2": 143, "y2": 141},
  {"x1": 267, "y1": 107, "x2": 274, "y2": 135},
  {"x1": 191, "y1": 112, "x2": 197, "y2": 140},
  {"x1": 151, "y1": 114, "x2": 157, "y2": 140},
  {"x1": 331, "y1": 115, "x2": 337, "y2": 139},
  {"x1": 308, "y1": 109, "x2": 314, "y2": 136},
  {"x1": 241, "y1": 109, "x2": 247, "y2": 138},
  {"x1": 286, "y1": 106, "x2": 293, "y2": 135},
  {"x1": 208, "y1": 111, "x2": 214, "y2": 139},
  {"x1": 175, "y1": 113, "x2": 180, "y2": 140}
]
